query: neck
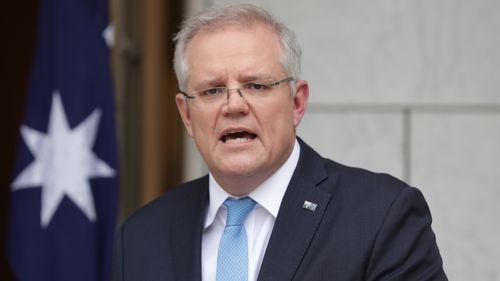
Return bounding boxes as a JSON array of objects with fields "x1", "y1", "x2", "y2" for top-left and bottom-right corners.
[{"x1": 213, "y1": 172, "x2": 271, "y2": 197}]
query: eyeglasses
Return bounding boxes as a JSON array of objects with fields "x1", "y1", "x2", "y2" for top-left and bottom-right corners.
[{"x1": 180, "y1": 77, "x2": 294, "y2": 108}]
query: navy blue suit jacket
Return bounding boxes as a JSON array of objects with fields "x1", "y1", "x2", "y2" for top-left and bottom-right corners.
[{"x1": 112, "y1": 139, "x2": 447, "y2": 280}]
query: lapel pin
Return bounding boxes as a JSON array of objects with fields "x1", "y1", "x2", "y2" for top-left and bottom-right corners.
[{"x1": 302, "y1": 200, "x2": 318, "y2": 212}]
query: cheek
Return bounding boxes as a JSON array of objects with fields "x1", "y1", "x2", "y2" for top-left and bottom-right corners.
[
  {"x1": 190, "y1": 110, "x2": 217, "y2": 141},
  {"x1": 259, "y1": 101, "x2": 295, "y2": 137}
]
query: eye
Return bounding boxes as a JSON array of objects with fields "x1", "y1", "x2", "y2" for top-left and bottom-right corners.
[
  {"x1": 199, "y1": 87, "x2": 225, "y2": 97},
  {"x1": 245, "y1": 81, "x2": 272, "y2": 92}
]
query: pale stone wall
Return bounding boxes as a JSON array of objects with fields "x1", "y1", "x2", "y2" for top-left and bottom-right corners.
[{"x1": 183, "y1": 0, "x2": 500, "y2": 279}]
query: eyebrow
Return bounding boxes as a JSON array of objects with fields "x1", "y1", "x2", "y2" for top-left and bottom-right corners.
[
  {"x1": 191, "y1": 78, "x2": 226, "y2": 90},
  {"x1": 191, "y1": 73, "x2": 275, "y2": 89},
  {"x1": 238, "y1": 74, "x2": 276, "y2": 83}
]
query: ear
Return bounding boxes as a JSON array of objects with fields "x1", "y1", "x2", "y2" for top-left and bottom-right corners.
[
  {"x1": 175, "y1": 93, "x2": 194, "y2": 137},
  {"x1": 292, "y1": 80, "x2": 309, "y2": 127}
]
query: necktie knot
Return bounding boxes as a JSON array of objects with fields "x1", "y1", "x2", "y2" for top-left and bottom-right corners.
[{"x1": 224, "y1": 197, "x2": 256, "y2": 226}]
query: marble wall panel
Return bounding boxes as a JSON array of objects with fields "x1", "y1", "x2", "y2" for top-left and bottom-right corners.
[
  {"x1": 211, "y1": 0, "x2": 500, "y2": 105},
  {"x1": 298, "y1": 111, "x2": 404, "y2": 179},
  {"x1": 411, "y1": 113, "x2": 500, "y2": 281}
]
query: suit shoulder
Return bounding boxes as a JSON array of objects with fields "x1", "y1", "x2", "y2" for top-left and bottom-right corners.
[
  {"x1": 298, "y1": 138, "x2": 408, "y2": 196},
  {"x1": 323, "y1": 157, "x2": 411, "y2": 199},
  {"x1": 121, "y1": 176, "x2": 208, "y2": 227},
  {"x1": 320, "y1": 158, "x2": 429, "y2": 230}
]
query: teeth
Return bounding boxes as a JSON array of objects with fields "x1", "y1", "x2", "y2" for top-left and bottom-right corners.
[{"x1": 225, "y1": 137, "x2": 252, "y2": 144}]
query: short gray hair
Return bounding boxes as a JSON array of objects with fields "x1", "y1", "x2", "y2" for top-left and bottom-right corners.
[{"x1": 173, "y1": 4, "x2": 302, "y2": 91}]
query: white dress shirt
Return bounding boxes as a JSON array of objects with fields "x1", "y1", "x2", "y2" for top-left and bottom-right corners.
[{"x1": 202, "y1": 140, "x2": 300, "y2": 281}]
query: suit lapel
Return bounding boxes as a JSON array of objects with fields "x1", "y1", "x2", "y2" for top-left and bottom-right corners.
[
  {"x1": 258, "y1": 139, "x2": 337, "y2": 281},
  {"x1": 170, "y1": 176, "x2": 209, "y2": 281}
]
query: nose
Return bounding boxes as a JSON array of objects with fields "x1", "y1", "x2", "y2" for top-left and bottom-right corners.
[{"x1": 222, "y1": 88, "x2": 249, "y2": 115}]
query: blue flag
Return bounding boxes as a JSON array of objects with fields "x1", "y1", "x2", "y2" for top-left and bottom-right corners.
[{"x1": 8, "y1": 0, "x2": 119, "y2": 280}]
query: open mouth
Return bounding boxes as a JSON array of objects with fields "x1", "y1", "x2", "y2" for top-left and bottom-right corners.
[{"x1": 220, "y1": 130, "x2": 257, "y2": 144}]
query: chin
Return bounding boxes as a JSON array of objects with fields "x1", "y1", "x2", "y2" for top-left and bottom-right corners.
[{"x1": 225, "y1": 165, "x2": 257, "y2": 177}]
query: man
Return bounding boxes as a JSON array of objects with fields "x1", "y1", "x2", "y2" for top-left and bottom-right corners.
[{"x1": 113, "y1": 4, "x2": 447, "y2": 281}]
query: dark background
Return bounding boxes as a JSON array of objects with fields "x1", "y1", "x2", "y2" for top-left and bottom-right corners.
[
  {"x1": 1, "y1": 2, "x2": 38, "y2": 280},
  {"x1": 1, "y1": 1, "x2": 186, "y2": 279}
]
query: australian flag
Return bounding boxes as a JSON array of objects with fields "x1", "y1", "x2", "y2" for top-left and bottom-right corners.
[{"x1": 8, "y1": 0, "x2": 119, "y2": 280}]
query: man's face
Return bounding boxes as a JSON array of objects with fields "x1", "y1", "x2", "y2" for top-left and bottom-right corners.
[{"x1": 175, "y1": 23, "x2": 309, "y2": 193}]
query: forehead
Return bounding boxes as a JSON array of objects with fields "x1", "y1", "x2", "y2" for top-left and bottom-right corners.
[{"x1": 184, "y1": 23, "x2": 285, "y2": 83}]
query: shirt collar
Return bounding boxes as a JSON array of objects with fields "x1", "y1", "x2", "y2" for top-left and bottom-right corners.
[{"x1": 204, "y1": 139, "x2": 300, "y2": 229}]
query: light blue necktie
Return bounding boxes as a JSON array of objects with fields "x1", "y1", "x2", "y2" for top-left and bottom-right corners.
[{"x1": 216, "y1": 197, "x2": 257, "y2": 281}]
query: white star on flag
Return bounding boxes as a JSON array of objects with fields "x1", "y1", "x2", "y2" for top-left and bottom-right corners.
[
  {"x1": 102, "y1": 24, "x2": 114, "y2": 48},
  {"x1": 11, "y1": 90, "x2": 116, "y2": 228}
]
